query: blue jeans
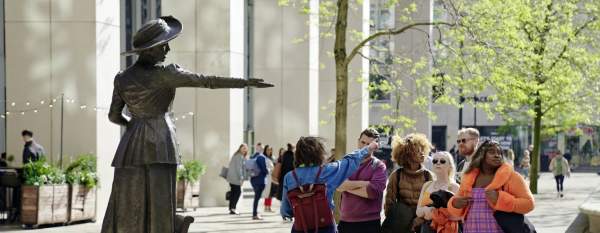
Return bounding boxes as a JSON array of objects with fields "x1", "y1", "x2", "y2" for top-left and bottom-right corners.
[{"x1": 251, "y1": 183, "x2": 265, "y2": 217}]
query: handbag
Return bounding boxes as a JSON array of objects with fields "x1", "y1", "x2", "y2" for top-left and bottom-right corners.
[
  {"x1": 494, "y1": 211, "x2": 536, "y2": 233},
  {"x1": 219, "y1": 166, "x2": 228, "y2": 179},
  {"x1": 381, "y1": 168, "x2": 430, "y2": 233},
  {"x1": 225, "y1": 191, "x2": 231, "y2": 201},
  {"x1": 493, "y1": 185, "x2": 536, "y2": 233},
  {"x1": 271, "y1": 162, "x2": 282, "y2": 184}
]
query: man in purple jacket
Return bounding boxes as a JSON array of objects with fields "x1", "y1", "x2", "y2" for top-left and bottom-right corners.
[{"x1": 337, "y1": 128, "x2": 387, "y2": 233}]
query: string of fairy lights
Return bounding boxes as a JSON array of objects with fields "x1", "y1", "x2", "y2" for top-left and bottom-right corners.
[{"x1": 1, "y1": 94, "x2": 195, "y2": 121}]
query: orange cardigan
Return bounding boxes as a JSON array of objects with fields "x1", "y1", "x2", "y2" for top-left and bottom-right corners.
[{"x1": 448, "y1": 164, "x2": 534, "y2": 218}]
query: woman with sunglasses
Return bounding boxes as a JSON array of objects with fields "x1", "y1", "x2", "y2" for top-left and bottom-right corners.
[
  {"x1": 416, "y1": 151, "x2": 460, "y2": 233},
  {"x1": 448, "y1": 140, "x2": 534, "y2": 233}
]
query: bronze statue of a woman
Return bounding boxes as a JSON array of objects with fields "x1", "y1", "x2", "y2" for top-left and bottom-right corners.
[{"x1": 101, "y1": 16, "x2": 272, "y2": 233}]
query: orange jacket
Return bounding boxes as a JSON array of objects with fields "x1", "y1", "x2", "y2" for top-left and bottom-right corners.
[
  {"x1": 447, "y1": 163, "x2": 534, "y2": 218},
  {"x1": 431, "y1": 208, "x2": 459, "y2": 233}
]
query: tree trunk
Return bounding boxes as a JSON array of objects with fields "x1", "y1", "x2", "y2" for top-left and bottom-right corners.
[
  {"x1": 530, "y1": 92, "x2": 542, "y2": 194},
  {"x1": 334, "y1": 0, "x2": 349, "y2": 159}
]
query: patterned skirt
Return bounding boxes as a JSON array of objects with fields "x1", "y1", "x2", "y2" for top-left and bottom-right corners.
[{"x1": 464, "y1": 188, "x2": 503, "y2": 233}]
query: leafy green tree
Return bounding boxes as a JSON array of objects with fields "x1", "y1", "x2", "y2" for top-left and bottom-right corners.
[{"x1": 433, "y1": 0, "x2": 600, "y2": 193}]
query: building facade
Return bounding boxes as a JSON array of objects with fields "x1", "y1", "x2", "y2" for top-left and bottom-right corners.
[{"x1": 0, "y1": 0, "x2": 372, "y2": 220}]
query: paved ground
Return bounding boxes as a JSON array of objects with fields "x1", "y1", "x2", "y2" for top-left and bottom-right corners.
[{"x1": 1, "y1": 172, "x2": 598, "y2": 233}]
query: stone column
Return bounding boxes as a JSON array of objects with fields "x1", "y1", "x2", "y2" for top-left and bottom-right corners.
[
  {"x1": 163, "y1": 0, "x2": 245, "y2": 206},
  {"x1": 4, "y1": 0, "x2": 121, "y2": 221},
  {"x1": 392, "y1": 0, "x2": 433, "y2": 138},
  {"x1": 252, "y1": 0, "x2": 320, "y2": 151}
]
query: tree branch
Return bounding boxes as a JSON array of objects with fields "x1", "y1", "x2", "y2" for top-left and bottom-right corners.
[
  {"x1": 546, "y1": 16, "x2": 597, "y2": 72},
  {"x1": 345, "y1": 21, "x2": 454, "y2": 65}
]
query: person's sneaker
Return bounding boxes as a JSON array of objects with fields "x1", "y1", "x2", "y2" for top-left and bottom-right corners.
[
  {"x1": 229, "y1": 209, "x2": 240, "y2": 215},
  {"x1": 252, "y1": 215, "x2": 263, "y2": 220},
  {"x1": 174, "y1": 215, "x2": 195, "y2": 233}
]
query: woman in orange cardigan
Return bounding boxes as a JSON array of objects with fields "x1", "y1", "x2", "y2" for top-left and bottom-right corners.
[{"x1": 448, "y1": 140, "x2": 534, "y2": 232}]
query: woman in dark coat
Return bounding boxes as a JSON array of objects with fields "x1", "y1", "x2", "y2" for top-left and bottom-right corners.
[
  {"x1": 101, "y1": 16, "x2": 272, "y2": 233},
  {"x1": 276, "y1": 143, "x2": 295, "y2": 201}
]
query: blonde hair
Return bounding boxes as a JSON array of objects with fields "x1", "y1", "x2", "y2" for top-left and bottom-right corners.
[
  {"x1": 392, "y1": 133, "x2": 432, "y2": 167},
  {"x1": 432, "y1": 151, "x2": 456, "y2": 183},
  {"x1": 506, "y1": 149, "x2": 515, "y2": 161},
  {"x1": 457, "y1": 128, "x2": 480, "y2": 138}
]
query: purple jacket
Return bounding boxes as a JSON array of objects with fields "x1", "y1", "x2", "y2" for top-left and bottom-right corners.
[{"x1": 340, "y1": 157, "x2": 387, "y2": 222}]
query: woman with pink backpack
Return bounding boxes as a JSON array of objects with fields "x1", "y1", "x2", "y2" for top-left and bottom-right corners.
[{"x1": 280, "y1": 136, "x2": 379, "y2": 233}]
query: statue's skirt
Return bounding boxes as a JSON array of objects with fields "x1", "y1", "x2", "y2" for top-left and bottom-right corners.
[{"x1": 101, "y1": 164, "x2": 176, "y2": 233}]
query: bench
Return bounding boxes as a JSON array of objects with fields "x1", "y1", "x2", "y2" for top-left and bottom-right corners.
[{"x1": 579, "y1": 185, "x2": 600, "y2": 233}]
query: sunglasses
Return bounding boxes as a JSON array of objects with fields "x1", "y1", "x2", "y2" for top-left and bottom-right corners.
[
  {"x1": 432, "y1": 159, "x2": 447, "y2": 164},
  {"x1": 456, "y1": 138, "x2": 474, "y2": 144}
]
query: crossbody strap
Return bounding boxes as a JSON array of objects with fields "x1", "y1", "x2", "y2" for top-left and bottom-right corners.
[{"x1": 395, "y1": 168, "x2": 402, "y2": 202}]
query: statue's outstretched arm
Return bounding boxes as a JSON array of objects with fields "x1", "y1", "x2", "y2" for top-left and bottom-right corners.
[{"x1": 161, "y1": 64, "x2": 273, "y2": 89}]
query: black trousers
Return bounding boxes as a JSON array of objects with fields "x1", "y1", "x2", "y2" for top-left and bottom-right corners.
[
  {"x1": 555, "y1": 175, "x2": 565, "y2": 192},
  {"x1": 338, "y1": 219, "x2": 381, "y2": 233},
  {"x1": 228, "y1": 184, "x2": 241, "y2": 210}
]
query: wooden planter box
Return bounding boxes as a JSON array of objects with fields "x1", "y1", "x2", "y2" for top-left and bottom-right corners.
[
  {"x1": 68, "y1": 185, "x2": 96, "y2": 223},
  {"x1": 176, "y1": 180, "x2": 200, "y2": 211},
  {"x1": 21, "y1": 184, "x2": 69, "y2": 227}
]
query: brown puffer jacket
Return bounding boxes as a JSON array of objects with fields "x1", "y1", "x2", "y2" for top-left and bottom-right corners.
[{"x1": 384, "y1": 167, "x2": 432, "y2": 215}]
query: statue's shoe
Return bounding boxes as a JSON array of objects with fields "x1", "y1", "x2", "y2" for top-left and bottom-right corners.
[{"x1": 175, "y1": 214, "x2": 195, "y2": 233}]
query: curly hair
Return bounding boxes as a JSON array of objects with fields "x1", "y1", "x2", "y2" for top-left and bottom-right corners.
[
  {"x1": 294, "y1": 136, "x2": 326, "y2": 167},
  {"x1": 392, "y1": 133, "x2": 432, "y2": 168},
  {"x1": 465, "y1": 140, "x2": 504, "y2": 173}
]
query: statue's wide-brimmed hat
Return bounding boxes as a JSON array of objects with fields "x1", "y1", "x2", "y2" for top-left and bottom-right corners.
[{"x1": 121, "y1": 16, "x2": 182, "y2": 56}]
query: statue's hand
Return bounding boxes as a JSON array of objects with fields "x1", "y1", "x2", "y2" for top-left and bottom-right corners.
[{"x1": 248, "y1": 78, "x2": 274, "y2": 88}]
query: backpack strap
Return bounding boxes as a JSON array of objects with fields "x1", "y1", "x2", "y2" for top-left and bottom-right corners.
[
  {"x1": 314, "y1": 166, "x2": 323, "y2": 183},
  {"x1": 395, "y1": 168, "x2": 402, "y2": 202},
  {"x1": 292, "y1": 170, "x2": 305, "y2": 193},
  {"x1": 424, "y1": 170, "x2": 432, "y2": 182}
]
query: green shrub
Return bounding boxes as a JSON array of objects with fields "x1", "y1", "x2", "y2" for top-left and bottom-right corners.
[
  {"x1": 177, "y1": 160, "x2": 207, "y2": 183},
  {"x1": 65, "y1": 154, "x2": 98, "y2": 188},
  {"x1": 23, "y1": 158, "x2": 66, "y2": 186}
]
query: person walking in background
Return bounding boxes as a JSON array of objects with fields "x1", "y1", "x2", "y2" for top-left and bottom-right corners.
[
  {"x1": 416, "y1": 151, "x2": 460, "y2": 233},
  {"x1": 278, "y1": 147, "x2": 285, "y2": 158},
  {"x1": 249, "y1": 143, "x2": 268, "y2": 220},
  {"x1": 455, "y1": 128, "x2": 480, "y2": 182},
  {"x1": 276, "y1": 143, "x2": 295, "y2": 201},
  {"x1": 263, "y1": 145, "x2": 277, "y2": 212},
  {"x1": 382, "y1": 133, "x2": 434, "y2": 233},
  {"x1": 337, "y1": 128, "x2": 387, "y2": 233},
  {"x1": 226, "y1": 144, "x2": 249, "y2": 215},
  {"x1": 505, "y1": 149, "x2": 515, "y2": 167},
  {"x1": 253, "y1": 142, "x2": 263, "y2": 157},
  {"x1": 448, "y1": 140, "x2": 534, "y2": 233},
  {"x1": 520, "y1": 150, "x2": 531, "y2": 179},
  {"x1": 280, "y1": 136, "x2": 379, "y2": 233},
  {"x1": 549, "y1": 151, "x2": 571, "y2": 198},
  {"x1": 21, "y1": 130, "x2": 45, "y2": 164}
]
